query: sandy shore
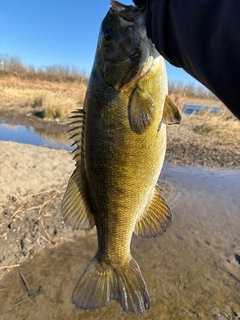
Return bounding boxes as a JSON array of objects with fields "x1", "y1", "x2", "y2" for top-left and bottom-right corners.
[
  {"x1": 0, "y1": 141, "x2": 75, "y2": 269},
  {"x1": 0, "y1": 112, "x2": 239, "y2": 319},
  {"x1": 0, "y1": 141, "x2": 239, "y2": 319},
  {"x1": 0, "y1": 118, "x2": 239, "y2": 271},
  {"x1": 0, "y1": 108, "x2": 239, "y2": 270}
]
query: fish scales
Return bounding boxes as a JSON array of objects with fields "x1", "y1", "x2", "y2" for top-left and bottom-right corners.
[
  {"x1": 87, "y1": 60, "x2": 166, "y2": 263},
  {"x1": 61, "y1": 0, "x2": 181, "y2": 314}
]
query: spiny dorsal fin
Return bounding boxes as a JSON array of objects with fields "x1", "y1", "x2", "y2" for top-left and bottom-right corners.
[
  {"x1": 162, "y1": 95, "x2": 182, "y2": 124},
  {"x1": 61, "y1": 108, "x2": 95, "y2": 230},
  {"x1": 61, "y1": 166, "x2": 95, "y2": 230},
  {"x1": 134, "y1": 184, "x2": 172, "y2": 238},
  {"x1": 129, "y1": 86, "x2": 155, "y2": 134},
  {"x1": 68, "y1": 108, "x2": 85, "y2": 164}
]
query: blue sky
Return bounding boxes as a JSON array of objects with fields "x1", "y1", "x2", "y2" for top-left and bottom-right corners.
[{"x1": 1, "y1": 0, "x2": 203, "y2": 86}]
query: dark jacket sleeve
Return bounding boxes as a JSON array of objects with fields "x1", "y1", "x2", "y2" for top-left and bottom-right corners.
[{"x1": 147, "y1": 0, "x2": 240, "y2": 119}]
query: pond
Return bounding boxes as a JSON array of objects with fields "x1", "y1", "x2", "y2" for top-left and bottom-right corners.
[
  {"x1": 182, "y1": 104, "x2": 219, "y2": 116},
  {"x1": 0, "y1": 163, "x2": 239, "y2": 319},
  {"x1": 0, "y1": 123, "x2": 72, "y2": 150},
  {"x1": 0, "y1": 105, "x2": 219, "y2": 149}
]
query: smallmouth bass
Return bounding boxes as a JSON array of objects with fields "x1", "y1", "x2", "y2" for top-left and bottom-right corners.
[{"x1": 61, "y1": 0, "x2": 181, "y2": 314}]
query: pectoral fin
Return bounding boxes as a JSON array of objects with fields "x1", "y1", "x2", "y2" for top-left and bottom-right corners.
[
  {"x1": 129, "y1": 86, "x2": 155, "y2": 134},
  {"x1": 134, "y1": 185, "x2": 172, "y2": 238},
  {"x1": 61, "y1": 109, "x2": 95, "y2": 230},
  {"x1": 162, "y1": 95, "x2": 182, "y2": 124}
]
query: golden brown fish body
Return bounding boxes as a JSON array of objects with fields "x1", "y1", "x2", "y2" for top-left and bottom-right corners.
[
  {"x1": 86, "y1": 57, "x2": 167, "y2": 266},
  {"x1": 61, "y1": 1, "x2": 181, "y2": 314}
]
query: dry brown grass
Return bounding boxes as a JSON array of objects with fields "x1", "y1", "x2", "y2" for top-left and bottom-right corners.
[
  {"x1": 0, "y1": 76, "x2": 87, "y2": 118},
  {"x1": 0, "y1": 62, "x2": 239, "y2": 145},
  {"x1": 168, "y1": 84, "x2": 239, "y2": 146},
  {"x1": 183, "y1": 106, "x2": 240, "y2": 146}
]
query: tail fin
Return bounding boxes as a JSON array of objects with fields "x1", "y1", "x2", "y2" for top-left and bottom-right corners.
[{"x1": 72, "y1": 255, "x2": 150, "y2": 314}]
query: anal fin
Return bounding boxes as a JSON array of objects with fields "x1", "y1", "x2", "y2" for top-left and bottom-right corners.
[{"x1": 134, "y1": 185, "x2": 172, "y2": 238}]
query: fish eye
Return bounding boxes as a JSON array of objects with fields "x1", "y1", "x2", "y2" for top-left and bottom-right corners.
[
  {"x1": 104, "y1": 28, "x2": 113, "y2": 41},
  {"x1": 127, "y1": 26, "x2": 134, "y2": 32}
]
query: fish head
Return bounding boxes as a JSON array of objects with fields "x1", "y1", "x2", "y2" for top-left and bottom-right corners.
[{"x1": 97, "y1": 1, "x2": 158, "y2": 91}]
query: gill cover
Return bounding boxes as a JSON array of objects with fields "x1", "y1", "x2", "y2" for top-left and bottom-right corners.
[{"x1": 98, "y1": 1, "x2": 156, "y2": 90}]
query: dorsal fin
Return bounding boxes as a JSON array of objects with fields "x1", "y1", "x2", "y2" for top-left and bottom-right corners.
[
  {"x1": 134, "y1": 184, "x2": 172, "y2": 238},
  {"x1": 61, "y1": 109, "x2": 95, "y2": 230},
  {"x1": 68, "y1": 109, "x2": 85, "y2": 163},
  {"x1": 162, "y1": 95, "x2": 182, "y2": 124}
]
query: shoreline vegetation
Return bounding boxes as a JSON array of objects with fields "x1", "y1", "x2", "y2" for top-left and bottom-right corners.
[{"x1": 0, "y1": 54, "x2": 239, "y2": 168}]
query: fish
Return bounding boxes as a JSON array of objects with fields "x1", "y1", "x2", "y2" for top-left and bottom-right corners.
[{"x1": 61, "y1": 0, "x2": 181, "y2": 314}]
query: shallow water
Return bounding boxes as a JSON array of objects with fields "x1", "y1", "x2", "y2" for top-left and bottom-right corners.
[
  {"x1": 182, "y1": 104, "x2": 219, "y2": 116},
  {"x1": 0, "y1": 123, "x2": 72, "y2": 150},
  {"x1": 0, "y1": 164, "x2": 240, "y2": 319}
]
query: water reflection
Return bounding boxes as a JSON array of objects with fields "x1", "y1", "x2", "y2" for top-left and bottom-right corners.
[
  {"x1": 0, "y1": 123, "x2": 72, "y2": 150},
  {"x1": 0, "y1": 164, "x2": 239, "y2": 319}
]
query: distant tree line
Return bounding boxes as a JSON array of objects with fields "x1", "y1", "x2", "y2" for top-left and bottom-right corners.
[
  {"x1": 168, "y1": 81, "x2": 219, "y2": 101},
  {"x1": 0, "y1": 53, "x2": 88, "y2": 84}
]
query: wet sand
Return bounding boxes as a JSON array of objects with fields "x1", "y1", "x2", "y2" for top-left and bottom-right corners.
[{"x1": 0, "y1": 143, "x2": 239, "y2": 319}]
